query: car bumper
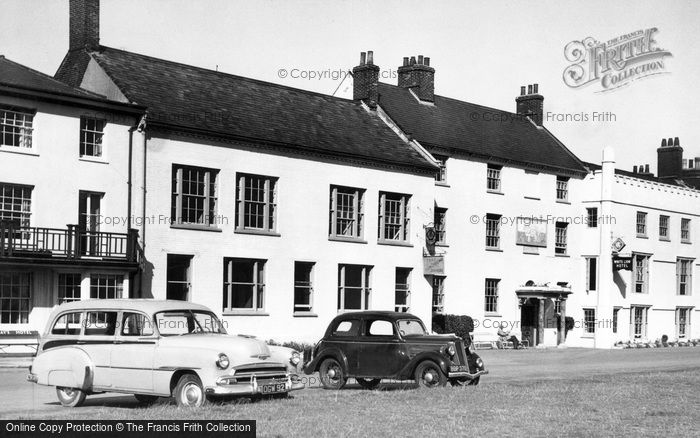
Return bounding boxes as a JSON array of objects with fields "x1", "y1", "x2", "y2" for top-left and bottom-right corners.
[
  {"x1": 447, "y1": 369, "x2": 488, "y2": 379},
  {"x1": 205, "y1": 374, "x2": 305, "y2": 396}
]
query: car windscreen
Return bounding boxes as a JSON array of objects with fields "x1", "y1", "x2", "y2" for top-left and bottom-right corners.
[
  {"x1": 154, "y1": 310, "x2": 227, "y2": 336},
  {"x1": 397, "y1": 319, "x2": 427, "y2": 336}
]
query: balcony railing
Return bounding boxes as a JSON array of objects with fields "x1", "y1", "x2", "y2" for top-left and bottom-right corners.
[{"x1": 0, "y1": 222, "x2": 139, "y2": 263}]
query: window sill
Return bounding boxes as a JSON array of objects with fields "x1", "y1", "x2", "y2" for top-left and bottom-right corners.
[
  {"x1": 435, "y1": 182, "x2": 450, "y2": 188},
  {"x1": 293, "y1": 312, "x2": 318, "y2": 318},
  {"x1": 581, "y1": 334, "x2": 595, "y2": 339},
  {"x1": 0, "y1": 147, "x2": 39, "y2": 157},
  {"x1": 555, "y1": 254, "x2": 570, "y2": 257},
  {"x1": 524, "y1": 196, "x2": 540, "y2": 201},
  {"x1": 435, "y1": 242, "x2": 449, "y2": 247},
  {"x1": 222, "y1": 311, "x2": 269, "y2": 316},
  {"x1": 170, "y1": 223, "x2": 222, "y2": 232},
  {"x1": 681, "y1": 240, "x2": 692, "y2": 245},
  {"x1": 484, "y1": 313, "x2": 501, "y2": 317},
  {"x1": 659, "y1": 237, "x2": 670, "y2": 242},
  {"x1": 485, "y1": 247, "x2": 503, "y2": 252},
  {"x1": 556, "y1": 200, "x2": 571, "y2": 204},
  {"x1": 328, "y1": 236, "x2": 367, "y2": 244},
  {"x1": 378, "y1": 239, "x2": 413, "y2": 247},
  {"x1": 79, "y1": 156, "x2": 109, "y2": 165},
  {"x1": 636, "y1": 235, "x2": 648, "y2": 239},
  {"x1": 234, "y1": 229, "x2": 281, "y2": 237},
  {"x1": 487, "y1": 190, "x2": 504, "y2": 195}
]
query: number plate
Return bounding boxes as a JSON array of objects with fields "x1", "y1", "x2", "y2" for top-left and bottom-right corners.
[
  {"x1": 260, "y1": 383, "x2": 286, "y2": 394},
  {"x1": 450, "y1": 365, "x2": 469, "y2": 372}
]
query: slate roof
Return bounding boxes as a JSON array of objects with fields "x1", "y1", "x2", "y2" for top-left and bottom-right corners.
[
  {"x1": 376, "y1": 83, "x2": 588, "y2": 176},
  {"x1": 55, "y1": 47, "x2": 436, "y2": 173}
]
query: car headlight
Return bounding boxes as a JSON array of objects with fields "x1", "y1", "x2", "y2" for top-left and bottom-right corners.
[
  {"x1": 446, "y1": 344, "x2": 456, "y2": 357},
  {"x1": 476, "y1": 357, "x2": 484, "y2": 369},
  {"x1": 216, "y1": 353, "x2": 230, "y2": 369},
  {"x1": 290, "y1": 351, "x2": 301, "y2": 366}
]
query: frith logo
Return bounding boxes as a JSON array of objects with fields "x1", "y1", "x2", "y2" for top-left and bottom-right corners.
[{"x1": 563, "y1": 28, "x2": 672, "y2": 93}]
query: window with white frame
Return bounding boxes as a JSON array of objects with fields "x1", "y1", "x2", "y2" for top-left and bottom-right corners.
[
  {"x1": 337, "y1": 264, "x2": 371, "y2": 311},
  {"x1": 583, "y1": 308, "x2": 596, "y2": 334},
  {"x1": 1, "y1": 107, "x2": 34, "y2": 149},
  {"x1": 681, "y1": 218, "x2": 691, "y2": 243},
  {"x1": 485, "y1": 214, "x2": 501, "y2": 249},
  {"x1": 555, "y1": 222, "x2": 568, "y2": 255},
  {"x1": 79, "y1": 117, "x2": 104, "y2": 157},
  {"x1": 659, "y1": 215, "x2": 670, "y2": 240},
  {"x1": 89, "y1": 274, "x2": 123, "y2": 299},
  {"x1": 630, "y1": 306, "x2": 648, "y2": 339},
  {"x1": 633, "y1": 254, "x2": 650, "y2": 294},
  {"x1": 677, "y1": 258, "x2": 693, "y2": 296},
  {"x1": 58, "y1": 273, "x2": 82, "y2": 304},
  {"x1": 434, "y1": 155, "x2": 447, "y2": 183},
  {"x1": 556, "y1": 176, "x2": 569, "y2": 201},
  {"x1": 394, "y1": 268, "x2": 411, "y2": 313},
  {"x1": 0, "y1": 272, "x2": 31, "y2": 324},
  {"x1": 434, "y1": 207, "x2": 447, "y2": 245},
  {"x1": 585, "y1": 257, "x2": 597, "y2": 292},
  {"x1": 378, "y1": 192, "x2": 411, "y2": 242},
  {"x1": 487, "y1": 164, "x2": 502, "y2": 192},
  {"x1": 484, "y1": 278, "x2": 499, "y2": 314},
  {"x1": 223, "y1": 258, "x2": 265, "y2": 312},
  {"x1": 586, "y1": 208, "x2": 598, "y2": 228},
  {"x1": 432, "y1": 276, "x2": 445, "y2": 314},
  {"x1": 0, "y1": 183, "x2": 32, "y2": 229},
  {"x1": 329, "y1": 186, "x2": 365, "y2": 239},
  {"x1": 294, "y1": 262, "x2": 314, "y2": 313},
  {"x1": 676, "y1": 307, "x2": 691, "y2": 339},
  {"x1": 171, "y1": 165, "x2": 219, "y2": 226},
  {"x1": 636, "y1": 211, "x2": 647, "y2": 237},
  {"x1": 236, "y1": 173, "x2": 277, "y2": 232}
]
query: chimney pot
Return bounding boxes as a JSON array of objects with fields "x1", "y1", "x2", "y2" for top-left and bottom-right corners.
[
  {"x1": 410, "y1": 56, "x2": 416, "y2": 65},
  {"x1": 674, "y1": 136, "x2": 679, "y2": 146},
  {"x1": 520, "y1": 86, "x2": 526, "y2": 96},
  {"x1": 359, "y1": 52, "x2": 366, "y2": 66},
  {"x1": 403, "y1": 57, "x2": 409, "y2": 67},
  {"x1": 645, "y1": 164, "x2": 650, "y2": 173},
  {"x1": 667, "y1": 137, "x2": 673, "y2": 146},
  {"x1": 418, "y1": 55, "x2": 424, "y2": 64},
  {"x1": 424, "y1": 57, "x2": 430, "y2": 66},
  {"x1": 367, "y1": 51, "x2": 374, "y2": 65},
  {"x1": 527, "y1": 84, "x2": 533, "y2": 94},
  {"x1": 633, "y1": 165, "x2": 638, "y2": 173},
  {"x1": 661, "y1": 138, "x2": 667, "y2": 147},
  {"x1": 533, "y1": 83, "x2": 539, "y2": 94}
]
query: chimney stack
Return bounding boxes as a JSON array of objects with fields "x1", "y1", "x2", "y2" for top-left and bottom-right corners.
[
  {"x1": 657, "y1": 136, "x2": 683, "y2": 179},
  {"x1": 69, "y1": 0, "x2": 100, "y2": 51},
  {"x1": 353, "y1": 51, "x2": 380, "y2": 109},
  {"x1": 397, "y1": 54, "x2": 435, "y2": 102},
  {"x1": 515, "y1": 83, "x2": 544, "y2": 126}
]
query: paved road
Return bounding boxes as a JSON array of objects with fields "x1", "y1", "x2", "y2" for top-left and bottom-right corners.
[{"x1": 2, "y1": 347, "x2": 699, "y2": 419}]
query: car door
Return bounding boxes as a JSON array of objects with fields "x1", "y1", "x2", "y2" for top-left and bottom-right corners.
[
  {"x1": 327, "y1": 318, "x2": 362, "y2": 375},
  {"x1": 109, "y1": 311, "x2": 157, "y2": 392},
  {"x1": 358, "y1": 319, "x2": 405, "y2": 377},
  {"x1": 82, "y1": 310, "x2": 119, "y2": 388}
]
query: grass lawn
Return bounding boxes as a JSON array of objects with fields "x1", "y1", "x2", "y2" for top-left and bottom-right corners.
[{"x1": 22, "y1": 348, "x2": 700, "y2": 437}]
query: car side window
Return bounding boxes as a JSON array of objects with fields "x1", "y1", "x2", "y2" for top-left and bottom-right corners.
[
  {"x1": 366, "y1": 320, "x2": 395, "y2": 337},
  {"x1": 84, "y1": 311, "x2": 118, "y2": 336},
  {"x1": 332, "y1": 319, "x2": 361, "y2": 337},
  {"x1": 121, "y1": 312, "x2": 154, "y2": 337},
  {"x1": 51, "y1": 312, "x2": 83, "y2": 335}
]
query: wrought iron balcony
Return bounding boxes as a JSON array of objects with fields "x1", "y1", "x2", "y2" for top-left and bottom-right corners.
[{"x1": 0, "y1": 222, "x2": 140, "y2": 263}]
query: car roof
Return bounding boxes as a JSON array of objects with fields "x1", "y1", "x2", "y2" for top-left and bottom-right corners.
[
  {"x1": 332, "y1": 311, "x2": 422, "y2": 322},
  {"x1": 50, "y1": 299, "x2": 212, "y2": 314}
]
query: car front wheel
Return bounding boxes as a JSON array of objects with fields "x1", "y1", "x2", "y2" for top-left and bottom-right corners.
[
  {"x1": 319, "y1": 358, "x2": 347, "y2": 390},
  {"x1": 414, "y1": 361, "x2": 447, "y2": 388},
  {"x1": 174, "y1": 374, "x2": 206, "y2": 407},
  {"x1": 56, "y1": 387, "x2": 87, "y2": 407},
  {"x1": 356, "y1": 378, "x2": 381, "y2": 390}
]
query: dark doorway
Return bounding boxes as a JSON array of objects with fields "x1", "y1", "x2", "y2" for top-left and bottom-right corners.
[{"x1": 167, "y1": 254, "x2": 193, "y2": 300}]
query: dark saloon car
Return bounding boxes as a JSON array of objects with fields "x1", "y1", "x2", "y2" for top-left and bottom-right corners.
[{"x1": 303, "y1": 311, "x2": 487, "y2": 389}]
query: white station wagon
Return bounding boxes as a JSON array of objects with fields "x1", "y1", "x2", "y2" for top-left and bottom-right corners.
[{"x1": 27, "y1": 299, "x2": 304, "y2": 407}]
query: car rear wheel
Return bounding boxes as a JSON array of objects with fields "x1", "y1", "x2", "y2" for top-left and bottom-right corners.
[
  {"x1": 56, "y1": 387, "x2": 87, "y2": 407},
  {"x1": 319, "y1": 358, "x2": 347, "y2": 390},
  {"x1": 134, "y1": 394, "x2": 160, "y2": 404},
  {"x1": 356, "y1": 378, "x2": 381, "y2": 390},
  {"x1": 174, "y1": 374, "x2": 206, "y2": 407},
  {"x1": 414, "y1": 361, "x2": 447, "y2": 388}
]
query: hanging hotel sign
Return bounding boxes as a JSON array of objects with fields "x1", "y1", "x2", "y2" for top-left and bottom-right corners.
[
  {"x1": 612, "y1": 255, "x2": 633, "y2": 271},
  {"x1": 611, "y1": 237, "x2": 626, "y2": 253},
  {"x1": 423, "y1": 255, "x2": 444, "y2": 275},
  {"x1": 515, "y1": 217, "x2": 547, "y2": 247}
]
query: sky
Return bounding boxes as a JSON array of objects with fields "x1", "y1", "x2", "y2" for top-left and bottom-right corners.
[{"x1": 2, "y1": 0, "x2": 699, "y2": 171}]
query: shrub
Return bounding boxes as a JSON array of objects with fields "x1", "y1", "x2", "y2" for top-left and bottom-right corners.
[
  {"x1": 555, "y1": 315, "x2": 576, "y2": 337},
  {"x1": 266, "y1": 339, "x2": 316, "y2": 357},
  {"x1": 432, "y1": 314, "x2": 474, "y2": 344}
]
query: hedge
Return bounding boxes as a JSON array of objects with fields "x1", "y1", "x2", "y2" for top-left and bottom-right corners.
[{"x1": 432, "y1": 314, "x2": 475, "y2": 344}]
